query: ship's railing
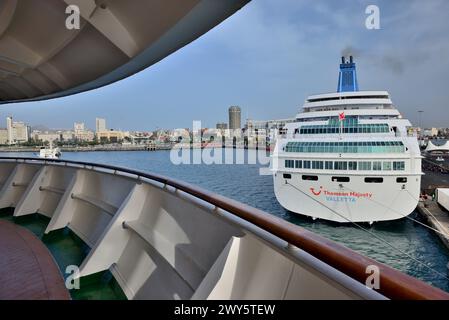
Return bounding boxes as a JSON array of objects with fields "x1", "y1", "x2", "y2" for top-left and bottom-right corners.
[{"x1": 0, "y1": 156, "x2": 448, "y2": 300}]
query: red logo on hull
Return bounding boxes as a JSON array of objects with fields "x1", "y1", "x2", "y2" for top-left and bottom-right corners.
[{"x1": 310, "y1": 186, "x2": 323, "y2": 196}]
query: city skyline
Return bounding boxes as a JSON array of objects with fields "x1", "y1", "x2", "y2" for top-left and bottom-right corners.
[
  {"x1": 0, "y1": 1, "x2": 448, "y2": 130},
  {"x1": 4, "y1": 112, "x2": 448, "y2": 135}
]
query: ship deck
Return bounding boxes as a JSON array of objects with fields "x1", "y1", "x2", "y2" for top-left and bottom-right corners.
[
  {"x1": 0, "y1": 219, "x2": 70, "y2": 300},
  {"x1": 0, "y1": 211, "x2": 127, "y2": 300}
]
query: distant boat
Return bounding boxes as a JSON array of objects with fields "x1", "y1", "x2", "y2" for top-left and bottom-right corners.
[{"x1": 38, "y1": 141, "x2": 61, "y2": 159}]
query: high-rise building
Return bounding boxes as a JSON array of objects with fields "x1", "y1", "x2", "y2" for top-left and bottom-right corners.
[
  {"x1": 6, "y1": 116, "x2": 29, "y2": 144},
  {"x1": 96, "y1": 118, "x2": 107, "y2": 132},
  {"x1": 216, "y1": 122, "x2": 228, "y2": 130},
  {"x1": 228, "y1": 106, "x2": 241, "y2": 130},
  {"x1": 0, "y1": 129, "x2": 8, "y2": 145},
  {"x1": 13, "y1": 122, "x2": 29, "y2": 142},
  {"x1": 6, "y1": 116, "x2": 13, "y2": 145}
]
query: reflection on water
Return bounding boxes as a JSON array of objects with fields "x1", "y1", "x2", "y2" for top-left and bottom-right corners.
[{"x1": 1, "y1": 150, "x2": 448, "y2": 292}]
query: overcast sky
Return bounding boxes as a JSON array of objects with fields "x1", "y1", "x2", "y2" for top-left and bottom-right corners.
[{"x1": 1, "y1": 0, "x2": 448, "y2": 130}]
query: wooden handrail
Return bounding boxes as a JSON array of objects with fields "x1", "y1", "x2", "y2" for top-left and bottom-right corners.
[{"x1": 1, "y1": 156, "x2": 448, "y2": 300}]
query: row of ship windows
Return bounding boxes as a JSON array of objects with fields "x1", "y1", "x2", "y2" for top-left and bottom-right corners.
[
  {"x1": 306, "y1": 95, "x2": 389, "y2": 103},
  {"x1": 282, "y1": 174, "x2": 407, "y2": 184},
  {"x1": 297, "y1": 124, "x2": 390, "y2": 135},
  {"x1": 285, "y1": 141, "x2": 405, "y2": 154},
  {"x1": 284, "y1": 160, "x2": 406, "y2": 171},
  {"x1": 297, "y1": 115, "x2": 397, "y2": 123}
]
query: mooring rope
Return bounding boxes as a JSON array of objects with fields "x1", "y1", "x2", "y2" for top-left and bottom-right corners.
[
  {"x1": 283, "y1": 180, "x2": 449, "y2": 281},
  {"x1": 341, "y1": 184, "x2": 449, "y2": 238}
]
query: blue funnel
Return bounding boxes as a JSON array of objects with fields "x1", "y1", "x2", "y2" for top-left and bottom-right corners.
[{"x1": 337, "y1": 56, "x2": 359, "y2": 92}]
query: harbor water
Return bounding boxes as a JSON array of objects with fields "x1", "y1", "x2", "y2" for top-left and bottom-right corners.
[{"x1": 1, "y1": 149, "x2": 448, "y2": 293}]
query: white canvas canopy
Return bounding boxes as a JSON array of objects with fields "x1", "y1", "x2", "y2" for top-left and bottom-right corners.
[{"x1": 425, "y1": 140, "x2": 449, "y2": 153}]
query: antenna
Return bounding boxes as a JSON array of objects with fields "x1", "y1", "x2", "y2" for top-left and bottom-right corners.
[{"x1": 418, "y1": 110, "x2": 424, "y2": 137}]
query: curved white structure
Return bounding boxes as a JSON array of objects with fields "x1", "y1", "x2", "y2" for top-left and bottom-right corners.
[
  {"x1": 0, "y1": 0, "x2": 249, "y2": 104},
  {"x1": 425, "y1": 141, "x2": 449, "y2": 153},
  {"x1": 0, "y1": 157, "x2": 446, "y2": 300},
  {"x1": 0, "y1": 158, "x2": 378, "y2": 299},
  {"x1": 272, "y1": 57, "x2": 422, "y2": 223}
]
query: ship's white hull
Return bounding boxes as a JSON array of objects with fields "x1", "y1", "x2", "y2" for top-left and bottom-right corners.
[{"x1": 274, "y1": 172, "x2": 421, "y2": 223}]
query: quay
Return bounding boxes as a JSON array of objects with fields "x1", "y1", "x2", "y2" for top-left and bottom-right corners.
[
  {"x1": 417, "y1": 201, "x2": 449, "y2": 250},
  {"x1": 421, "y1": 157, "x2": 449, "y2": 192},
  {"x1": 0, "y1": 144, "x2": 172, "y2": 153},
  {"x1": 0, "y1": 143, "x2": 273, "y2": 153},
  {"x1": 418, "y1": 156, "x2": 449, "y2": 250}
]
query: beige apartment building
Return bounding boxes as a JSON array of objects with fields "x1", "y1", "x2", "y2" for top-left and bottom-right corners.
[
  {"x1": 74, "y1": 122, "x2": 94, "y2": 142},
  {"x1": 0, "y1": 129, "x2": 8, "y2": 145},
  {"x1": 96, "y1": 130, "x2": 129, "y2": 143},
  {"x1": 6, "y1": 116, "x2": 29, "y2": 144}
]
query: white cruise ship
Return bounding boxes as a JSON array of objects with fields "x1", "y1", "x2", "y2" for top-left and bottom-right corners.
[{"x1": 272, "y1": 56, "x2": 422, "y2": 223}]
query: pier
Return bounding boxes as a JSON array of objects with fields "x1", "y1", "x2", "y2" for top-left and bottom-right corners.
[
  {"x1": 0, "y1": 144, "x2": 172, "y2": 153},
  {"x1": 0, "y1": 143, "x2": 273, "y2": 153},
  {"x1": 417, "y1": 201, "x2": 449, "y2": 250},
  {"x1": 419, "y1": 156, "x2": 449, "y2": 250}
]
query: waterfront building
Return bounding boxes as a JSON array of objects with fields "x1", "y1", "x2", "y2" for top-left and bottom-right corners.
[
  {"x1": 245, "y1": 118, "x2": 296, "y2": 146},
  {"x1": 74, "y1": 122, "x2": 94, "y2": 142},
  {"x1": 96, "y1": 118, "x2": 107, "y2": 132},
  {"x1": 6, "y1": 116, "x2": 12, "y2": 144},
  {"x1": 130, "y1": 132, "x2": 154, "y2": 145},
  {"x1": 6, "y1": 116, "x2": 29, "y2": 144},
  {"x1": 245, "y1": 119, "x2": 268, "y2": 131},
  {"x1": 60, "y1": 130, "x2": 75, "y2": 142},
  {"x1": 423, "y1": 128, "x2": 439, "y2": 137},
  {"x1": 202, "y1": 128, "x2": 227, "y2": 142},
  {"x1": 96, "y1": 130, "x2": 129, "y2": 143},
  {"x1": 15, "y1": 123, "x2": 30, "y2": 143},
  {"x1": 168, "y1": 128, "x2": 190, "y2": 143},
  {"x1": 228, "y1": 106, "x2": 241, "y2": 130},
  {"x1": 74, "y1": 122, "x2": 85, "y2": 133},
  {"x1": 0, "y1": 129, "x2": 8, "y2": 145},
  {"x1": 246, "y1": 118, "x2": 296, "y2": 131},
  {"x1": 216, "y1": 123, "x2": 228, "y2": 130},
  {"x1": 152, "y1": 129, "x2": 172, "y2": 143},
  {"x1": 75, "y1": 130, "x2": 95, "y2": 142},
  {"x1": 32, "y1": 131, "x2": 61, "y2": 143}
]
